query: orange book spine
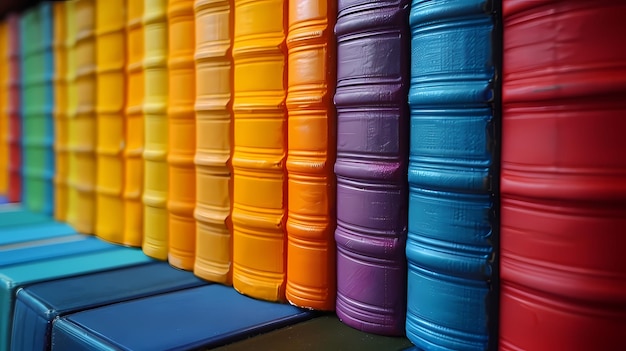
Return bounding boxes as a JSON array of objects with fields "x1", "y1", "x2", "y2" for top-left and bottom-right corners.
[
  {"x1": 124, "y1": 0, "x2": 145, "y2": 247},
  {"x1": 95, "y1": 0, "x2": 127, "y2": 242},
  {"x1": 69, "y1": 0, "x2": 97, "y2": 233},
  {"x1": 232, "y1": 0, "x2": 288, "y2": 302},
  {"x1": 285, "y1": 0, "x2": 337, "y2": 310},
  {"x1": 53, "y1": 2, "x2": 68, "y2": 221},
  {"x1": 0, "y1": 22, "x2": 7, "y2": 195},
  {"x1": 193, "y1": 0, "x2": 233, "y2": 284},
  {"x1": 142, "y1": 0, "x2": 170, "y2": 259},
  {"x1": 167, "y1": 0, "x2": 196, "y2": 270}
]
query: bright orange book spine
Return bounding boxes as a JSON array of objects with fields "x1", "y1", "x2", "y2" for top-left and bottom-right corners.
[
  {"x1": 167, "y1": 0, "x2": 196, "y2": 270},
  {"x1": 0, "y1": 22, "x2": 7, "y2": 196},
  {"x1": 125, "y1": 0, "x2": 145, "y2": 247},
  {"x1": 232, "y1": 0, "x2": 288, "y2": 302},
  {"x1": 193, "y1": 0, "x2": 233, "y2": 284},
  {"x1": 142, "y1": 0, "x2": 170, "y2": 260},
  {"x1": 95, "y1": 0, "x2": 127, "y2": 242},
  {"x1": 285, "y1": 0, "x2": 337, "y2": 310},
  {"x1": 53, "y1": 2, "x2": 68, "y2": 221},
  {"x1": 69, "y1": 0, "x2": 96, "y2": 234}
]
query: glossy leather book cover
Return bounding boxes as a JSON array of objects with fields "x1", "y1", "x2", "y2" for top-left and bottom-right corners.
[
  {"x1": 500, "y1": 1, "x2": 626, "y2": 350},
  {"x1": 406, "y1": 0, "x2": 497, "y2": 349},
  {"x1": 70, "y1": 0, "x2": 97, "y2": 233},
  {"x1": 142, "y1": 0, "x2": 170, "y2": 260},
  {"x1": 53, "y1": 1, "x2": 69, "y2": 221},
  {"x1": 20, "y1": 3, "x2": 55, "y2": 215},
  {"x1": 0, "y1": 22, "x2": 7, "y2": 197},
  {"x1": 334, "y1": 0, "x2": 410, "y2": 336},
  {"x1": 193, "y1": 0, "x2": 234, "y2": 285},
  {"x1": 124, "y1": 0, "x2": 145, "y2": 247},
  {"x1": 285, "y1": 0, "x2": 337, "y2": 311},
  {"x1": 232, "y1": 0, "x2": 288, "y2": 302},
  {"x1": 95, "y1": 0, "x2": 127, "y2": 243},
  {"x1": 7, "y1": 14, "x2": 21, "y2": 203},
  {"x1": 167, "y1": 0, "x2": 196, "y2": 270}
]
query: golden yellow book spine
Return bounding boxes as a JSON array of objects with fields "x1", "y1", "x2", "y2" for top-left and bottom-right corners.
[
  {"x1": 69, "y1": 0, "x2": 97, "y2": 233},
  {"x1": 95, "y1": 0, "x2": 127, "y2": 242},
  {"x1": 125, "y1": 0, "x2": 145, "y2": 247},
  {"x1": 232, "y1": 0, "x2": 288, "y2": 302},
  {"x1": 193, "y1": 0, "x2": 233, "y2": 284},
  {"x1": 142, "y1": 0, "x2": 170, "y2": 259},
  {"x1": 65, "y1": 1, "x2": 80, "y2": 228},
  {"x1": 167, "y1": 0, "x2": 196, "y2": 270}
]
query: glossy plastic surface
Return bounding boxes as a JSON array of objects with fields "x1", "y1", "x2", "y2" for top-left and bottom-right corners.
[
  {"x1": 167, "y1": 0, "x2": 196, "y2": 270},
  {"x1": 500, "y1": 1, "x2": 626, "y2": 350},
  {"x1": 95, "y1": 0, "x2": 126, "y2": 242},
  {"x1": 285, "y1": 0, "x2": 337, "y2": 311},
  {"x1": 142, "y1": 0, "x2": 170, "y2": 260},
  {"x1": 193, "y1": 0, "x2": 234, "y2": 284},
  {"x1": 232, "y1": 0, "x2": 288, "y2": 302},
  {"x1": 124, "y1": 0, "x2": 145, "y2": 246},
  {"x1": 334, "y1": 0, "x2": 410, "y2": 335},
  {"x1": 53, "y1": 1, "x2": 68, "y2": 221},
  {"x1": 406, "y1": 1, "x2": 497, "y2": 349},
  {"x1": 68, "y1": 0, "x2": 96, "y2": 233}
]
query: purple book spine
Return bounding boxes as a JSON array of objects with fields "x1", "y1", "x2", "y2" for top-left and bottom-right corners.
[{"x1": 334, "y1": 0, "x2": 410, "y2": 336}]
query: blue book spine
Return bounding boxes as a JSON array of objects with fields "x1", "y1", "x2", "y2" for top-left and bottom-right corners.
[{"x1": 406, "y1": 0, "x2": 497, "y2": 350}]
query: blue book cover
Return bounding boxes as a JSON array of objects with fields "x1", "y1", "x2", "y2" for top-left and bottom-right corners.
[
  {"x1": 0, "y1": 247, "x2": 153, "y2": 351},
  {"x1": 0, "y1": 206, "x2": 51, "y2": 227},
  {"x1": 51, "y1": 285, "x2": 314, "y2": 351},
  {"x1": 0, "y1": 221, "x2": 75, "y2": 247},
  {"x1": 11, "y1": 262, "x2": 206, "y2": 351}
]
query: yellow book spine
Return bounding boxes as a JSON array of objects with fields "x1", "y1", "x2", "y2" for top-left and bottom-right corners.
[
  {"x1": 193, "y1": 0, "x2": 233, "y2": 284},
  {"x1": 125, "y1": 0, "x2": 145, "y2": 247},
  {"x1": 167, "y1": 0, "x2": 196, "y2": 270},
  {"x1": 142, "y1": 0, "x2": 169, "y2": 259},
  {"x1": 0, "y1": 22, "x2": 7, "y2": 195},
  {"x1": 68, "y1": 0, "x2": 97, "y2": 234},
  {"x1": 65, "y1": 0, "x2": 80, "y2": 229},
  {"x1": 53, "y1": 2, "x2": 68, "y2": 221},
  {"x1": 232, "y1": 0, "x2": 288, "y2": 302},
  {"x1": 95, "y1": 0, "x2": 127, "y2": 242}
]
